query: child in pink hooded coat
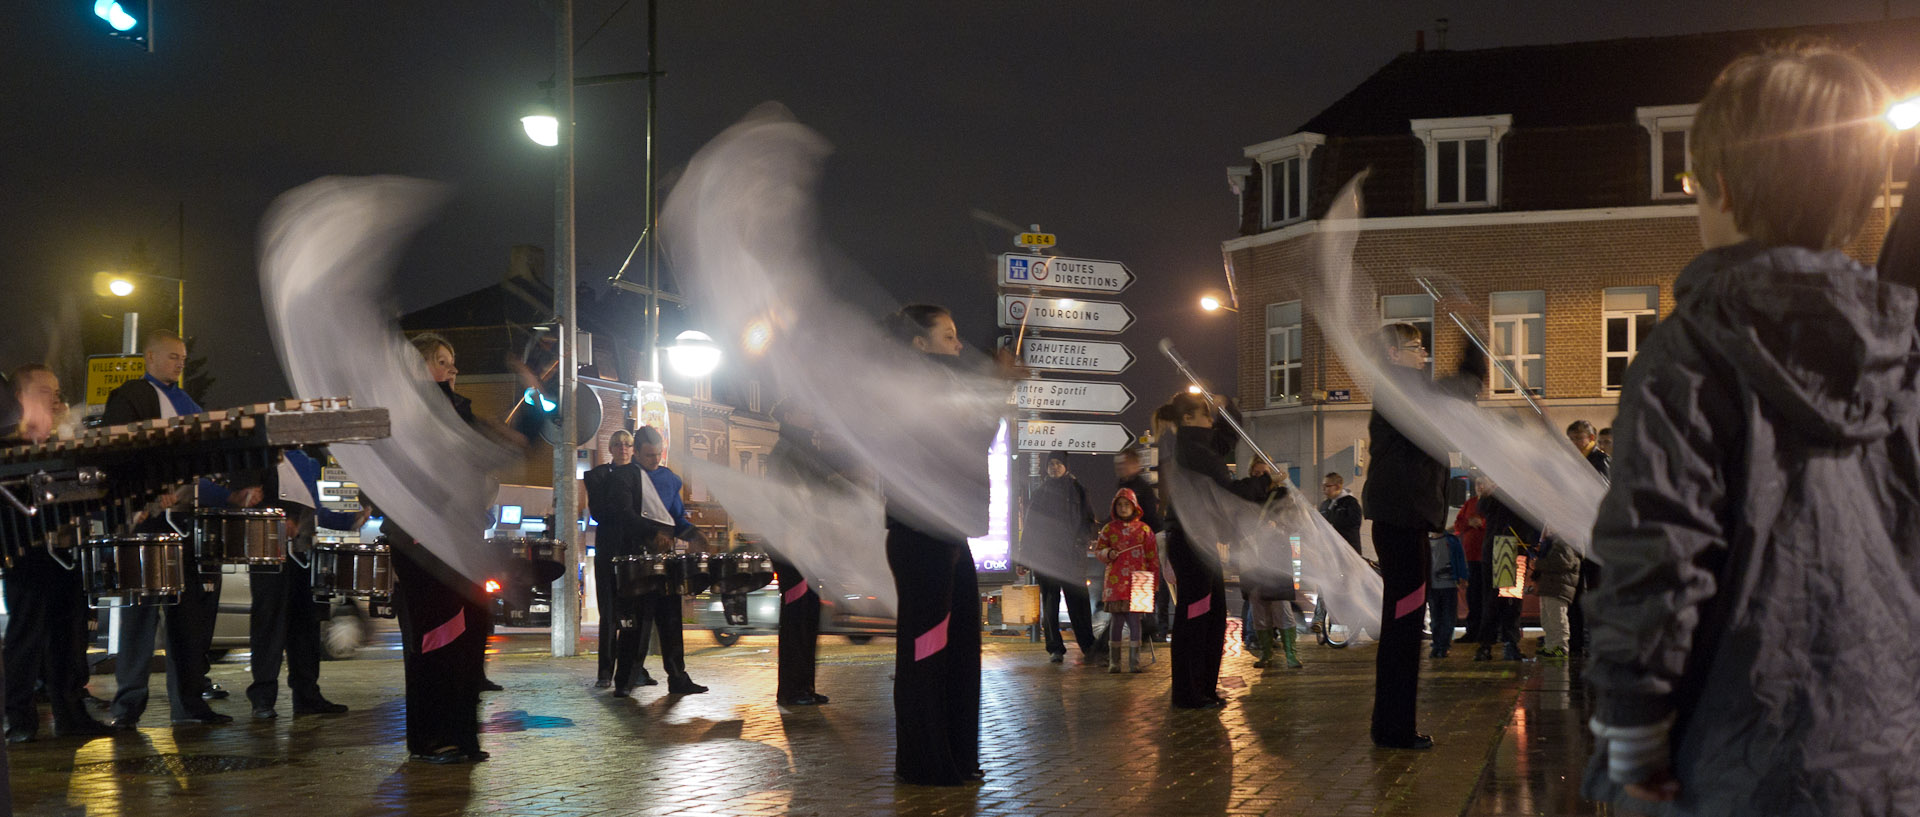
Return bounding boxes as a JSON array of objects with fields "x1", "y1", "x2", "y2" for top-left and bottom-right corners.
[{"x1": 1095, "y1": 488, "x2": 1158, "y2": 673}]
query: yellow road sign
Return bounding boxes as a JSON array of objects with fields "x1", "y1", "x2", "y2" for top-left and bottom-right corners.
[
  {"x1": 86, "y1": 354, "x2": 145, "y2": 405},
  {"x1": 1015, "y1": 232, "x2": 1056, "y2": 248}
]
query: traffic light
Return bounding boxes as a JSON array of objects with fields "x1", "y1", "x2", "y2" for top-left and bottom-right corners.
[{"x1": 88, "y1": 0, "x2": 151, "y2": 52}]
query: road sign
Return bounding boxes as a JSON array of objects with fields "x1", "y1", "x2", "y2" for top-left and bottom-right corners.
[
  {"x1": 1015, "y1": 232, "x2": 1056, "y2": 248},
  {"x1": 1014, "y1": 380, "x2": 1134, "y2": 415},
  {"x1": 1016, "y1": 337, "x2": 1134, "y2": 375},
  {"x1": 1017, "y1": 420, "x2": 1133, "y2": 454},
  {"x1": 998, "y1": 254, "x2": 1134, "y2": 294},
  {"x1": 998, "y1": 295, "x2": 1134, "y2": 334},
  {"x1": 86, "y1": 354, "x2": 145, "y2": 405}
]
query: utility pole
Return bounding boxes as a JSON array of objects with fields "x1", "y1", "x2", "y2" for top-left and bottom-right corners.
[
  {"x1": 550, "y1": 0, "x2": 581, "y2": 659},
  {"x1": 644, "y1": 0, "x2": 661, "y2": 382}
]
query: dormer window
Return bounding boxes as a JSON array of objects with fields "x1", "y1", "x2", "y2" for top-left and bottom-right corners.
[
  {"x1": 1411, "y1": 115, "x2": 1511, "y2": 209},
  {"x1": 1244, "y1": 132, "x2": 1325, "y2": 229},
  {"x1": 1637, "y1": 104, "x2": 1698, "y2": 200}
]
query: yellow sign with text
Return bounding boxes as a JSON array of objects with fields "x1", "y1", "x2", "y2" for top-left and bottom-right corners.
[
  {"x1": 1015, "y1": 232, "x2": 1056, "y2": 248},
  {"x1": 86, "y1": 355, "x2": 145, "y2": 406}
]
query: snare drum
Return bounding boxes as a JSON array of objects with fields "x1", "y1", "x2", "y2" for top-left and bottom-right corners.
[
  {"x1": 670, "y1": 552, "x2": 711, "y2": 597},
  {"x1": 510, "y1": 536, "x2": 567, "y2": 585},
  {"x1": 311, "y1": 538, "x2": 394, "y2": 601},
  {"x1": 709, "y1": 552, "x2": 776, "y2": 595},
  {"x1": 612, "y1": 553, "x2": 667, "y2": 597},
  {"x1": 82, "y1": 533, "x2": 188, "y2": 607},
  {"x1": 195, "y1": 507, "x2": 288, "y2": 570}
]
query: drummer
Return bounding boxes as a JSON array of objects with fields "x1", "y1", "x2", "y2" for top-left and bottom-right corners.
[
  {"x1": 246, "y1": 448, "x2": 363, "y2": 720},
  {"x1": 630, "y1": 425, "x2": 709, "y2": 695},
  {"x1": 3, "y1": 365, "x2": 112, "y2": 742},
  {"x1": 583, "y1": 430, "x2": 658, "y2": 695},
  {"x1": 106, "y1": 330, "x2": 265, "y2": 729}
]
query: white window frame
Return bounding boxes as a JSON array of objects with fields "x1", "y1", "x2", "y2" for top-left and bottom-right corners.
[
  {"x1": 1266, "y1": 301, "x2": 1303, "y2": 407},
  {"x1": 1489, "y1": 290, "x2": 1544, "y2": 397},
  {"x1": 1244, "y1": 132, "x2": 1325, "y2": 229},
  {"x1": 1637, "y1": 104, "x2": 1698, "y2": 201},
  {"x1": 1380, "y1": 293, "x2": 1436, "y2": 379},
  {"x1": 1411, "y1": 115, "x2": 1511, "y2": 210},
  {"x1": 1601, "y1": 286, "x2": 1659, "y2": 393}
]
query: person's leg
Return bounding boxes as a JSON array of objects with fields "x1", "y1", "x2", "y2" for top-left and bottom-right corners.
[
  {"x1": 246, "y1": 566, "x2": 289, "y2": 713},
  {"x1": 1037, "y1": 578, "x2": 1065, "y2": 657},
  {"x1": 1061, "y1": 579, "x2": 1098, "y2": 657},
  {"x1": 110, "y1": 603, "x2": 159, "y2": 724},
  {"x1": 283, "y1": 564, "x2": 329, "y2": 709},
  {"x1": 1200, "y1": 566, "x2": 1227, "y2": 699},
  {"x1": 1570, "y1": 560, "x2": 1596, "y2": 654},
  {"x1": 887, "y1": 524, "x2": 966, "y2": 785},
  {"x1": 1429, "y1": 588, "x2": 1457, "y2": 657},
  {"x1": 1370, "y1": 522, "x2": 1429, "y2": 745},
  {"x1": 774, "y1": 556, "x2": 814, "y2": 702},
  {"x1": 594, "y1": 552, "x2": 616, "y2": 684},
  {"x1": 391, "y1": 547, "x2": 475, "y2": 756},
  {"x1": 1154, "y1": 575, "x2": 1173, "y2": 641},
  {"x1": 1541, "y1": 597, "x2": 1568, "y2": 653},
  {"x1": 1166, "y1": 531, "x2": 1213, "y2": 707},
  {"x1": 1249, "y1": 598, "x2": 1275, "y2": 667},
  {"x1": 44, "y1": 564, "x2": 100, "y2": 729},
  {"x1": 162, "y1": 573, "x2": 221, "y2": 721},
  {"x1": 656, "y1": 594, "x2": 694, "y2": 687},
  {"x1": 4, "y1": 566, "x2": 51, "y2": 736},
  {"x1": 946, "y1": 544, "x2": 981, "y2": 778},
  {"x1": 1462, "y1": 561, "x2": 1488, "y2": 642}
]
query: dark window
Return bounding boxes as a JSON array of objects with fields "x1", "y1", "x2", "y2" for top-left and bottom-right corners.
[
  {"x1": 1660, "y1": 130, "x2": 1689, "y2": 195},
  {"x1": 1464, "y1": 139, "x2": 1488, "y2": 202}
]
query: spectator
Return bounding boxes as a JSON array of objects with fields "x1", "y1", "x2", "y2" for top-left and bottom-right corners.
[
  {"x1": 1586, "y1": 46, "x2": 1920, "y2": 811},
  {"x1": 1318, "y1": 472, "x2": 1363, "y2": 553},
  {"x1": 1473, "y1": 480, "x2": 1535, "y2": 663},
  {"x1": 1427, "y1": 532, "x2": 1466, "y2": 658},
  {"x1": 1452, "y1": 482, "x2": 1489, "y2": 644},
  {"x1": 1024, "y1": 452, "x2": 1100, "y2": 664}
]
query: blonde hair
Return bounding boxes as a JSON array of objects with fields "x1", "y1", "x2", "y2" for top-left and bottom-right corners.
[
  {"x1": 409, "y1": 332, "x2": 453, "y2": 361},
  {"x1": 1691, "y1": 44, "x2": 1893, "y2": 249}
]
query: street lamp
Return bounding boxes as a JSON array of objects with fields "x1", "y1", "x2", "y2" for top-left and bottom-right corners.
[
  {"x1": 666, "y1": 330, "x2": 722, "y2": 378},
  {"x1": 1887, "y1": 95, "x2": 1920, "y2": 131},
  {"x1": 521, "y1": 101, "x2": 559, "y2": 147},
  {"x1": 1199, "y1": 293, "x2": 1237, "y2": 313},
  {"x1": 99, "y1": 270, "x2": 186, "y2": 336}
]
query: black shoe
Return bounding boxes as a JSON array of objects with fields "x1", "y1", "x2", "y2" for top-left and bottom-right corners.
[
  {"x1": 1374, "y1": 733, "x2": 1435, "y2": 750},
  {"x1": 593, "y1": 679, "x2": 613, "y2": 689},
  {"x1": 53, "y1": 719, "x2": 114, "y2": 739},
  {"x1": 409, "y1": 749, "x2": 465, "y2": 765},
  {"x1": 201, "y1": 683, "x2": 229, "y2": 700},
  {"x1": 667, "y1": 676, "x2": 708, "y2": 695},
  {"x1": 808, "y1": 692, "x2": 829, "y2": 704},
  {"x1": 109, "y1": 718, "x2": 139, "y2": 732},
  {"x1": 252, "y1": 708, "x2": 278, "y2": 720},
  {"x1": 5, "y1": 726, "x2": 35, "y2": 744},
  {"x1": 172, "y1": 712, "x2": 233, "y2": 725},
  {"x1": 1048, "y1": 653, "x2": 1065, "y2": 664},
  {"x1": 780, "y1": 694, "x2": 828, "y2": 706},
  {"x1": 478, "y1": 679, "x2": 505, "y2": 692},
  {"x1": 611, "y1": 685, "x2": 633, "y2": 698},
  {"x1": 1473, "y1": 645, "x2": 1493, "y2": 662},
  {"x1": 293, "y1": 701, "x2": 348, "y2": 716},
  {"x1": 637, "y1": 671, "x2": 659, "y2": 687},
  {"x1": 466, "y1": 750, "x2": 490, "y2": 763}
]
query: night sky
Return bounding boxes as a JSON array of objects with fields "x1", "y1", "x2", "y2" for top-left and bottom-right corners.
[{"x1": 1, "y1": 1, "x2": 1907, "y2": 463}]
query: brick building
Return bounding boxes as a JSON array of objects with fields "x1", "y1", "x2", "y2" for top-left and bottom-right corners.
[{"x1": 1221, "y1": 19, "x2": 1920, "y2": 493}]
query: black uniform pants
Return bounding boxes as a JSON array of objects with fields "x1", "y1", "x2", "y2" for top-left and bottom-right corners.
[
  {"x1": 1370, "y1": 522, "x2": 1431, "y2": 743},
  {"x1": 4, "y1": 552, "x2": 91, "y2": 729},
  {"x1": 618, "y1": 591, "x2": 683, "y2": 686},
  {"x1": 392, "y1": 547, "x2": 482, "y2": 755},
  {"x1": 111, "y1": 571, "x2": 222, "y2": 723},
  {"x1": 246, "y1": 561, "x2": 325, "y2": 711},
  {"x1": 1461, "y1": 560, "x2": 1490, "y2": 641},
  {"x1": 773, "y1": 556, "x2": 820, "y2": 701},
  {"x1": 886, "y1": 522, "x2": 980, "y2": 786},
  {"x1": 1167, "y1": 526, "x2": 1226, "y2": 708},
  {"x1": 1038, "y1": 576, "x2": 1097, "y2": 657},
  {"x1": 1569, "y1": 559, "x2": 1596, "y2": 653},
  {"x1": 594, "y1": 550, "x2": 618, "y2": 682}
]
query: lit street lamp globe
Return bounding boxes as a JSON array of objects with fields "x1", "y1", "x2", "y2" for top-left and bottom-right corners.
[
  {"x1": 667, "y1": 330, "x2": 722, "y2": 378},
  {"x1": 521, "y1": 113, "x2": 559, "y2": 147},
  {"x1": 1199, "y1": 295, "x2": 1222, "y2": 312},
  {"x1": 108, "y1": 278, "x2": 136, "y2": 297}
]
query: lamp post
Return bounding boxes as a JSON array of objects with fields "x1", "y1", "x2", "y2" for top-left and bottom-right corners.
[
  {"x1": 1199, "y1": 293, "x2": 1237, "y2": 314},
  {"x1": 102, "y1": 270, "x2": 186, "y2": 336}
]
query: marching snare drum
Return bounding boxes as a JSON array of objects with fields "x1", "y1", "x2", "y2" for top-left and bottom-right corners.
[
  {"x1": 670, "y1": 552, "x2": 710, "y2": 597},
  {"x1": 612, "y1": 553, "x2": 667, "y2": 597},
  {"x1": 82, "y1": 533, "x2": 188, "y2": 607},
  {"x1": 311, "y1": 538, "x2": 394, "y2": 601},
  {"x1": 195, "y1": 507, "x2": 288, "y2": 570},
  {"x1": 708, "y1": 552, "x2": 776, "y2": 595},
  {"x1": 510, "y1": 536, "x2": 567, "y2": 585}
]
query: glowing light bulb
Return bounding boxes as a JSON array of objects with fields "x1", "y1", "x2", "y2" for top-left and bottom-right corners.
[
  {"x1": 521, "y1": 114, "x2": 559, "y2": 147},
  {"x1": 108, "y1": 279, "x2": 135, "y2": 297},
  {"x1": 1888, "y1": 96, "x2": 1920, "y2": 131},
  {"x1": 1199, "y1": 296, "x2": 1222, "y2": 312}
]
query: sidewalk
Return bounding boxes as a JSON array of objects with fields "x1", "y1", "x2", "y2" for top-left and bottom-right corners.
[{"x1": 10, "y1": 632, "x2": 1592, "y2": 816}]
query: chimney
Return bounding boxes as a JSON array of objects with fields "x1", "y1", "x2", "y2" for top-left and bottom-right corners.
[
  {"x1": 1435, "y1": 18, "x2": 1450, "y2": 50},
  {"x1": 1415, "y1": 30, "x2": 1425, "y2": 52}
]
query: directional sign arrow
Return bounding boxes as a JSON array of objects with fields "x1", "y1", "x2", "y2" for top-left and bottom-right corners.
[
  {"x1": 999, "y1": 254, "x2": 1135, "y2": 294},
  {"x1": 1015, "y1": 337, "x2": 1134, "y2": 375},
  {"x1": 998, "y1": 295, "x2": 1134, "y2": 334},
  {"x1": 1014, "y1": 380, "x2": 1135, "y2": 415},
  {"x1": 1016, "y1": 420, "x2": 1133, "y2": 454}
]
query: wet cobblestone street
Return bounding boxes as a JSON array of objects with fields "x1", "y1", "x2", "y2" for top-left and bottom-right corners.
[{"x1": 9, "y1": 631, "x2": 1603, "y2": 816}]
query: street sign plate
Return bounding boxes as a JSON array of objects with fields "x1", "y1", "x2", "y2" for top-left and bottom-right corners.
[
  {"x1": 86, "y1": 354, "x2": 145, "y2": 406},
  {"x1": 998, "y1": 254, "x2": 1134, "y2": 294},
  {"x1": 1015, "y1": 337, "x2": 1134, "y2": 375},
  {"x1": 1017, "y1": 420, "x2": 1133, "y2": 454},
  {"x1": 1014, "y1": 380, "x2": 1135, "y2": 415},
  {"x1": 1015, "y1": 232, "x2": 1056, "y2": 248},
  {"x1": 998, "y1": 295, "x2": 1134, "y2": 334}
]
